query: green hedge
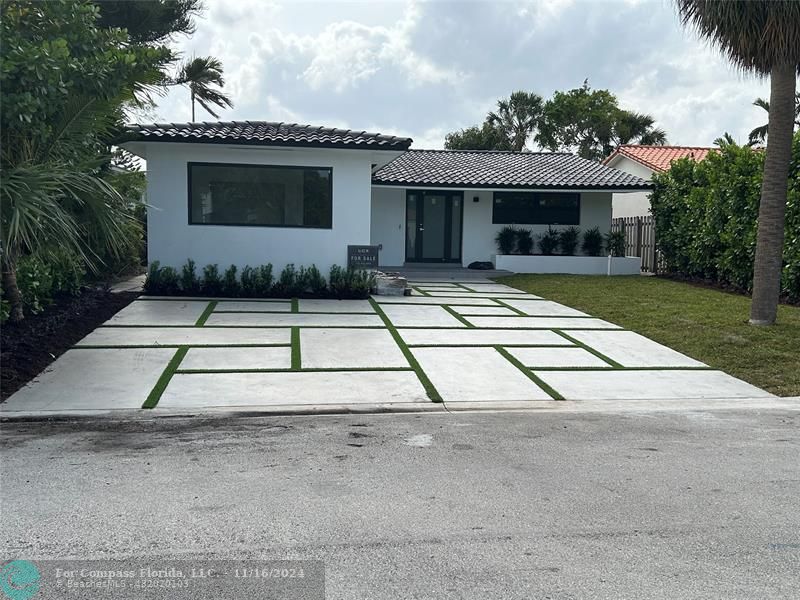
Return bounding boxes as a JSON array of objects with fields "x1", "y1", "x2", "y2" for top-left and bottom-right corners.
[
  {"x1": 651, "y1": 132, "x2": 800, "y2": 301},
  {"x1": 144, "y1": 261, "x2": 376, "y2": 299}
]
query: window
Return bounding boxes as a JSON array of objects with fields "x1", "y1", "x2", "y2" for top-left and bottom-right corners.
[
  {"x1": 492, "y1": 191, "x2": 580, "y2": 225},
  {"x1": 188, "y1": 162, "x2": 332, "y2": 228}
]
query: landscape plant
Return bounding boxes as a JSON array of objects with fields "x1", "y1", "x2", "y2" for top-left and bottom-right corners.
[
  {"x1": 558, "y1": 226, "x2": 581, "y2": 255},
  {"x1": 201, "y1": 264, "x2": 222, "y2": 296},
  {"x1": 495, "y1": 226, "x2": 518, "y2": 254},
  {"x1": 604, "y1": 230, "x2": 626, "y2": 257},
  {"x1": 582, "y1": 227, "x2": 604, "y2": 256},
  {"x1": 538, "y1": 227, "x2": 560, "y2": 255},
  {"x1": 222, "y1": 265, "x2": 240, "y2": 297},
  {"x1": 516, "y1": 229, "x2": 534, "y2": 255},
  {"x1": 180, "y1": 259, "x2": 200, "y2": 295}
]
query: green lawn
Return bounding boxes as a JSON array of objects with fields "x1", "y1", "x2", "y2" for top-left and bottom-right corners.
[{"x1": 496, "y1": 274, "x2": 800, "y2": 397}]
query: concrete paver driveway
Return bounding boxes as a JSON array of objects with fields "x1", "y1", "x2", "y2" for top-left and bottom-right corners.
[{"x1": 2, "y1": 279, "x2": 778, "y2": 415}]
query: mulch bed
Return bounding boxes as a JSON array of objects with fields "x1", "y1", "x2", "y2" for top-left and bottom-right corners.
[{"x1": 1, "y1": 288, "x2": 139, "y2": 401}]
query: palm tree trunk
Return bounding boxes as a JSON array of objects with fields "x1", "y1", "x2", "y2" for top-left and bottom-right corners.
[
  {"x1": 750, "y1": 63, "x2": 796, "y2": 325},
  {"x1": 2, "y1": 258, "x2": 24, "y2": 323},
  {"x1": 191, "y1": 89, "x2": 195, "y2": 122}
]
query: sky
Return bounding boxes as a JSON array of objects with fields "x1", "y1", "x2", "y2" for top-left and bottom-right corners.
[{"x1": 148, "y1": 0, "x2": 777, "y2": 150}]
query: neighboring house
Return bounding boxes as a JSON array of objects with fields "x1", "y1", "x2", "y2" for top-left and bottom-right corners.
[
  {"x1": 122, "y1": 121, "x2": 650, "y2": 272},
  {"x1": 603, "y1": 145, "x2": 713, "y2": 218}
]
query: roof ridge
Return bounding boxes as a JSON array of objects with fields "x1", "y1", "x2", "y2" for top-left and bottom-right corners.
[
  {"x1": 618, "y1": 144, "x2": 714, "y2": 150},
  {"x1": 409, "y1": 148, "x2": 574, "y2": 155}
]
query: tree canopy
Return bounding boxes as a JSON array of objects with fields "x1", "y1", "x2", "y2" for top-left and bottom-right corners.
[{"x1": 444, "y1": 82, "x2": 667, "y2": 160}]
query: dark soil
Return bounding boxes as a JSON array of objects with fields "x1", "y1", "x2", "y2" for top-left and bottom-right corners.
[
  {"x1": 657, "y1": 273, "x2": 799, "y2": 306},
  {"x1": 1, "y1": 288, "x2": 139, "y2": 401}
]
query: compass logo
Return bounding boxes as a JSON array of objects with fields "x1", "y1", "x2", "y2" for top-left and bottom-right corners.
[{"x1": 0, "y1": 560, "x2": 40, "y2": 600}]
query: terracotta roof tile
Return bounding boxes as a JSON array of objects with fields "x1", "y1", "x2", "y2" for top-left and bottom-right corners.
[
  {"x1": 603, "y1": 145, "x2": 714, "y2": 173},
  {"x1": 123, "y1": 121, "x2": 412, "y2": 151},
  {"x1": 372, "y1": 150, "x2": 652, "y2": 190}
]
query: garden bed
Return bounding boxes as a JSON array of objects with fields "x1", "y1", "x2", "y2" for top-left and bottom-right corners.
[
  {"x1": 0, "y1": 288, "x2": 139, "y2": 401},
  {"x1": 493, "y1": 254, "x2": 641, "y2": 275}
]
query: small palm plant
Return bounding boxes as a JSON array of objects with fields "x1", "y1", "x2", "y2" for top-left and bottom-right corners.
[
  {"x1": 495, "y1": 226, "x2": 518, "y2": 254},
  {"x1": 174, "y1": 56, "x2": 233, "y2": 121},
  {"x1": 558, "y1": 226, "x2": 581, "y2": 255}
]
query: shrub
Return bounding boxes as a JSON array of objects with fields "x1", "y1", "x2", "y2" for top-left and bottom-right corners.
[
  {"x1": 159, "y1": 266, "x2": 180, "y2": 295},
  {"x1": 516, "y1": 229, "x2": 534, "y2": 255},
  {"x1": 604, "y1": 230, "x2": 626, "y2": 257},
  {"x1": 201, "y1": 264, "x2": 222, "y2": 296},
  {"x1": 559, "y1": 226, "x2": 581, "y2": 256},
  {"x1": 495, "y1": 226, "x2": 517, "y2": 254},
  {"x1": 329, "y1": 265, "x2": 374, "y2": 299},
  {"x1": 144, "y1": 261, "x2": 163, "y2": 295},
  {"x1": 305, "y1": 264, "x2": 327, "y2": 295},
  {"x1": 222, "y1": 265, "x2": 240, "y2": 296},
  {"x1": 255, "y1": 264, "x2": 273, "y2": 297},
  {"x1": 582, "y1": 227, "x2": 603, "y2": 256},
  {"x1": 180, "y1": 259, "x2": 200, "y2": 295},
  {"x1": 651, "y1": 133, "x2": 800, "y2": 300},
  {"x1": 273, "y1": 264, "x2": 298, "y2": 297},
  {"x1": 538, "y1": 226, "x2": 560, "y2": 255},
  {"x1": 240, "y1": 266, "x2": 257, "y2": 297}
]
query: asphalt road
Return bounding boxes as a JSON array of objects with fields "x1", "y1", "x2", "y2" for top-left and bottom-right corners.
[{"x1": 1, "y1": 409, "x2": 799, "y2": 599}]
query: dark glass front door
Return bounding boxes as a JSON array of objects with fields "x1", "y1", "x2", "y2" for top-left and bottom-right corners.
[{"x1": 405, "y1": 191, "x2": 463, "y2": 263}]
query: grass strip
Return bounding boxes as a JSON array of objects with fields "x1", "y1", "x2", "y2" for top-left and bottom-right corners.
[
  {"x1": 551, "y1": 329, "x2": 624, "y2": 368},
  {"x1": 194, "y1": 300, "x2": 218, "y2": 326},
  {"x1": 494, "y1": 346, "x2": 564, "y2": 400},
  {"x1": 411, "y1": 286, "x2": 432, "y2": 297},
  {"x1": 291, "y1": 298, "x2": 299, "y2": 313},
  {"x1": 370, "y1": 298, "x2": 442, "y2": 402},
  {"x1": 142, "y1": 346, "x2": 188, "y2": 409},
  {"x1": 441, "y1": 305, "x2": 475, "y2": 328},
  {"x1": 291, "y1": 327, "x2": 301, "y2": 370}
]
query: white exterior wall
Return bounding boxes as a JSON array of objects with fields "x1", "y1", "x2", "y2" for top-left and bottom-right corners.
[
  {"x1": 144, "y1": 143, "x2": 377, "y2": 273},
  {"x1": 607, "y1": 156, "x2": 655, "y2": 218},
  {"x1": 370, "y1": 187, "x2": 406, "y2": 267},
  {"x1": 370, "y1": 187, "x2": 614, "y2": 267}
]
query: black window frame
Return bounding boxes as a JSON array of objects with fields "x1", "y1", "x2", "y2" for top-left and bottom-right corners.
[
  {"x1": 491, "y1": 191, "x2": 581, "y2": 225},
  {"x1": 187, "y1": 161, "x2": 334, "y2": 229}
]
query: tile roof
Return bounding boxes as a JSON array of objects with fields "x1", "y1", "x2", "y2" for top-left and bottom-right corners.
[
  {"x1": 372, "y1": 149, "x2": 652, "y2": 190},
  {"x1": 603, "y1": 145, "x2": 714, "y2": 173},
  {"x1": 122, "y1": 121, "x2": 413, "y2": 151}
]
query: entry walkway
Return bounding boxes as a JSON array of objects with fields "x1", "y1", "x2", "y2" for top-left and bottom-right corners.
[{"x1": 1, "y1": 278, "x2": 783, "y2": 416}]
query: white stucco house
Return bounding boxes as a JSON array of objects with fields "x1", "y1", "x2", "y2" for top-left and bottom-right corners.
[
  {"x1": 122, "y1": 121, "x2": 651, "y2": 273},
  {"x1": 603, "y1": 145, "x2": 713, "y2": 218}
]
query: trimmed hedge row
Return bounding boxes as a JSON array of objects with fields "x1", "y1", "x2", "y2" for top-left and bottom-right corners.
[
  {"x1": 494, "y1": 225, "x2": 625, "y2": 257},
  {"x1": 650, "y1": 133, "x2": 799, "y2": 301},
  {"x1": 144, "y1": 260, "x2": 376, "y2": 299}
]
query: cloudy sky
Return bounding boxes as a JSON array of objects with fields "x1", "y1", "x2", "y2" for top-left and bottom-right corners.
[{"x1": 150, "y1": 0, "x2": 775, "y2": 149}]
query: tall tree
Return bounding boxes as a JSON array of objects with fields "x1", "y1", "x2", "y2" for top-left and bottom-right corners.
[
  {"x1": 748, "y1": 94, "x2": 800, "y2": 145},
  {"x1": 536, "y1": 81, "x2": 668, "y2": 160},
  {"x1": 486, "y1": 91, "x2": 543, "y2": 151},
  {"x1": 174, "y1": 56, "x2": 233, "y2": 121},
  {"x1": 95, "y1": 0, "x2": 202, "y2": 44},
  {"x1": 676, "y1": 0, "x2": 800, "y2": 325},
  {"x1": 444, "y1": 123, "x2": 512, "y2": 151}
]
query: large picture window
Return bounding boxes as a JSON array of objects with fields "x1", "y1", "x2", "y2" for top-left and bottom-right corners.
[
  {"x1": 492, "y1": 191, "x2": 580, "y2": 225},
  {"x1": 188, "y1": 162, "x2": 332, "y2": 228}
]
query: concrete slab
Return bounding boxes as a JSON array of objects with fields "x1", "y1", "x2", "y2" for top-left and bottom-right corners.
[
  {"x1": 159, "y1": 371, "x2": 430, "y2": 407},
  {"x1": 106, "y1": 300, "x2": 210, "y2": 326},
  {"x1": 297, "y1": 299, "x2": 374, "y2": 313},
  {"x1": 76, "y1": 327, "x2": 289, "y2": 347},
  {"x1": 505, "y1": 347, "x2": 612, "y2": 368},
  {"x1": 566, "y1": 330, "x2": 707, "y2": 368},
  {"x1": 501, "y1": 299, "x2": 590, "y2": 317},
  {"x1": 215, "y1": 301, "x2": 292, "y2": 312},
  {"x1": 299, "y1": 329, "x2": 408, "y2": 368},
  {"x1": 412, "y1": 347, "x2": 552, "y2": 402},
  {"x1": 460, "y1": 284, "x2": 525, "y2": 293},
  {"x1": 204, "y1": 313, "x2": 384, "y2": 327},
  {"x1": 180, "y1": 347, "x2": 291, "y2": 370},
  {"x1": 373, "y1": 296, "x2": 499, "y2": 306},
  {"x1": 451, "y1": 306, "x2": 518, "y2": 316},
  {"x1": 399, "y1": 328, "x2": 573, "y2": 346},
  {"x1": 1, "y1": 348, "x2": 175, "y2": 411},
  {"x1": 426, "y1": 292, "x2": 544, "y2": 299},
  {"x1": 468, "y1": 316, "x2": 621, "y2": 329},
  {"x1": 413, "y1": 283, "x2": 463, "y2": 289},
  {"x1": 534, "y1": 369, "x2": 774, "y2": 400},
  {"x1": 379, "y1": 304, "x2": 466, "y2": 328}
]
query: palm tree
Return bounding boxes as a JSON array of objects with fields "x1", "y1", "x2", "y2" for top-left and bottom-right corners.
[
  {"x1": 487, "y1": 91, "x2": 543, "y2": 151},
  {"x1": 748, "y1": 94, "x2": 800, "y2": 145},
  {"x1": 1, "y1": 96, "x2": 139, "y2": 322},
  {"x1": 174, "y1": 56, "x2": 233, "y2": 121},
  {"x1": 676, "y1": 0, "x2": 800, "y2": 326}
]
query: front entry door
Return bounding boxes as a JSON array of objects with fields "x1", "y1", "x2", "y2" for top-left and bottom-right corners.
[{"x1": 405, "y1": 191, "x2": 463, "y2": 263}]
